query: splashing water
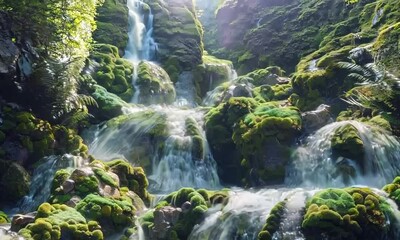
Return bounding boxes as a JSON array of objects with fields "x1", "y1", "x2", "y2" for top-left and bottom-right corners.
[
  {"x1": 174, "y1": 71, "x2": 197, "y2": 108},
  {"x1": 287, "y1": 120, "x2": 400, "y2": 188},
  {"x1": 189, "y1": 188, "x2": 314, "y2": 240},
  {"x1": 16, "y1": 154, "x2": 85, "y2": 213},
  {"x1": 86, "y1": 106, "x2": 220, "y2": 193},
  {"x1": 125, "y1": 0, "x2": 158, "y2": 103}
]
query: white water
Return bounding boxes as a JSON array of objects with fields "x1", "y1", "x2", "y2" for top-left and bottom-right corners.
[
  {"x1": 189, "y1": 188, "x2": 315, "y2": 240},
  {"x1": 174, "y1": 71, "x2": 197, "y2": 108},
  {"x1": 287, "y1": 120, "x2": 400, "y2": 188},
  {"x1": 124, "y1": 0, "x2": 158, "y2": 103},
  {"x1": 16, "y1": 154, "x2": 85, "y2": 213},
  {"x1": 87, "y1": 106, "x2": 220, "y2": 193},
  {"x1": 202, "y1": 65, "x2": 239, "y2": 106}
]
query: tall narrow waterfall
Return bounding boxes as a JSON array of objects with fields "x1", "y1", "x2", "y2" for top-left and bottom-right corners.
[
  {"x1": 125, "y1": 0, "x2": 157, "y2": 62},
  {"x1": 124, "y1": 0, "x2": 158, "y2": 103}
]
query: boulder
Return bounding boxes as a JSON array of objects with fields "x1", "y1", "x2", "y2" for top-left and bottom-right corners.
[{"x1": 301, "y1": 104, "x2": 332, "y2": 133}]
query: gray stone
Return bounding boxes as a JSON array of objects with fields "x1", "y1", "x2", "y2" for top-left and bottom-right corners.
[
  {"x1": 302, "y1": 104, "x2": 332, "y2": 133},
  {"x1": 62, "y1": 179, "x2": 75, "y2": 194}
]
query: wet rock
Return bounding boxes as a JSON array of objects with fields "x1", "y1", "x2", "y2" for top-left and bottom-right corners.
[
  {"x1": 11, "y1": 212, "x2": 36, "y2": 232},
  {"x1": 302, "y1": 104, "x2": 332, "y2": 133},
  {"x1": 0, "y1": 161, "x2": 30, "y2": 202},
  {"x1": 181, "y1": 201, "x2": 192, "y2": 213},
  {"x1": 151, "y1": 206, "x2": 182, "y2": 239},
  {"x1": 70, "y1": 167, "x2": 94, "y2": 180},
  {"x1": 62, "y1": 179, "x2": 75, "y2": 194},
  {"x1": 231, "y1": 84, "x2": 253, "y2": 98},
  {"x1": 65, "y1": 195, "x2": 81, "y2": 208},
  {"x1": 349, "y1": 47, "x2": 374, "y2": 65},
  {"x1": 99, "y1": 184, "x2": 120, "y2": 198}
]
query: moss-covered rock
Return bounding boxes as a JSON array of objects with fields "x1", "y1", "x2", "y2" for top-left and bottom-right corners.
[
  {"x1": 136, "y1": 61, "x2": 176, "y2": 104},
  {"x1": 50, "y1": 159, "x2": 151, "y2": 207},
  {"x1": 140, "y1": 187, "x2": 228, "y2": 240},
  {"x1": 0, "y1": 160, "x2": 30, "y2": 202},
  {"x1": 90, "y1": 85, "x2": 129, "y2": 121},
  {"x1": 258, "y1": 201, "x2": 286, "y2": 240},
  {"x1": 0, "y1": 106, "x2": 88, "y2": 165},
  {"x1": 302, "y1": 187, "x2": 397, "y2": 240},
  {"x1": 194, "y1": 53, "x2": 236, "y2": 99},
  {"x1": 0, "y1": 211, "x2": 10, "y2": 224},
  {"x1": 205, "y1": 97, "x2": 301, "y2": 186},
  {"x1": 89, "y1": 44, "x2": 134, "y2": 102},
  {"x1": 143, "y1": 0, "x2": 204, "y2": 76},
  {"x1": 331, "y1": 123, "x2": 365, "y2": 166},
  {"x1": 76, "y1": 194, "x2": 136, "y2": 234},
  {"x1": 93, "y1": 0, "x2": 129, "y2": 54},
  {"x1": 383, "y1": 176, "x2": 400, "y2": 206},
  {"x1": 19, "y1": 203, "x2": 103, "y2": 240}
]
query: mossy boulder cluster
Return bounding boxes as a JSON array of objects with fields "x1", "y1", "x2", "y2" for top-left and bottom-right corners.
[
  {"x1": 0, "y1": 106, "x2": 88, "y2": 203},
  {"x1": 259, "y1": 186, "x2": 400, "y2": 240},
  {"x1": 14, "y1": 158, "x2": 151, "y2": 239},
  {"x1": 140, "y1": 187, "x2": 228, "y2": 240},
  {"x1": 205, "y1": 97, "x2": 302, "y2": 186},
  {"x1": 89, "y1": 44, "x2": 135, "y2": 102},
  {"x1": 302, "y1": 188, "x2": 397, "y2": 239}
]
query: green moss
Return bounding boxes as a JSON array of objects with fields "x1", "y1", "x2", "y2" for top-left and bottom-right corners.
[
  {"x1": 76, "y1": 194, "x2": 136, "y2": 230},
  {"x1": 0, "y1": 211, "x2": 10, "y2": 224},
  {"x1": 258, "y1": 201, "x2": 286, "y2": 240},
  {"x1": 136, "y1": 61, "x2": 176, "y2": 105},
  {"x1": 19, "y1": 203, "x2": 103, "y2": 240},
  {"x1": 0, "y1": 160, "x2": 30, "y2": 202},
  {"x1": 331, "y1": 123, "x2": 364, "y2": 165},
  {"x1": 89, "y1": 44, "x2": 134, "y2": 101},
  {"x1": 383, "y1": 176, "x2": 400, "y2": 206},
  {"x1": 141, "y1": 188, "x2": 227, "y2": 239},
  {"x1": 302, "y1": 187, "x2": 396, "y2": 239},
  {"x1": 93, "y1": 0, "x2": 129, "y2": 52}
]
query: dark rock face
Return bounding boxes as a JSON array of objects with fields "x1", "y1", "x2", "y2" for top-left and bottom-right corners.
[{"x1": 0, "y1": 11, "x2": 38, "y2": 103}]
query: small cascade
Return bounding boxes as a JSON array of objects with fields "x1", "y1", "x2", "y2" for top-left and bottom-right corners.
[
  {"x1": 202, "y1": 66, "x2": 238, "y2": 106},
  {"x1": 86, "y1": 107, "x2": 220, "y2": 193},
  {"x1": 0, "y1": 227, "x2": 23, "y2": 240},
  {"x1": 125, "y1": 0, "x2": 157, "y2": 62},
  {"x1": 16, "y1": 154, "x2": 85, "y2": 213},
  {"x1": 271, "y1": 190, "x2": 315, "y2": 240},
  {"x1": 308, "y1": 59, "x2": 319, "y2": 72},
  {"x1": 174, "y1": 71, "x2": 197, "y2": 108},
  {"x1": 189, "y1": 188, "x2": 310, "y2": 240},
  {"x1": 124, "y1": 0, "x2": 158, "y2": 103},
  {"x1": 287, "y1": 120, "x2": 400, "y2": 188}
]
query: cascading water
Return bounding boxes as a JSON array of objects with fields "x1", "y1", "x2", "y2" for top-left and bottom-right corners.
[
  {"x1": 86, "y1": 107, "x2": 220, "y2": 193},
  {"x1": 16, "y1": 154, "x2": 85, "y2": 213},
  {"x1": 202, "y1": 66, "x2": 238, "y2": 106},
  {"x1": 188, "y1": 188, "x2": 316, "y2": 240},
  {"x1": 124, "y1": 0, "x2": 158, "y2": 103},
  {"x1": 287, "y1": 120, "x2": 400, "y2": 188},
  {"x1": 174, "y1": 72, "x2": 197, "y2": 108}
]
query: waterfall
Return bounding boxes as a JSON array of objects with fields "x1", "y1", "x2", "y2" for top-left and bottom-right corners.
[
  {"x1": 16, "y1": 154, "x2": 85, "y2": 213},
  {"x1": 125, "y1": 0, "x2": 157, "y2": 62},
  {"x1": 86, "y1": 107, "x2": 220, "y2": 193},
  {"x1": 202, "y1": 65, "x2": 238, "y2": 106},
  {"x1": 124, "y1": 0, "x2": 158, "y2": 103},
  {"x1": 188, "y1": 188, "x2": 313, "y2": 240},
  {"x1": 287, "y1": 120, "x2": 400, "y2": 188},
  {"x1": 174, "y1": 71, "x2": 197, "y2": 108}
]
